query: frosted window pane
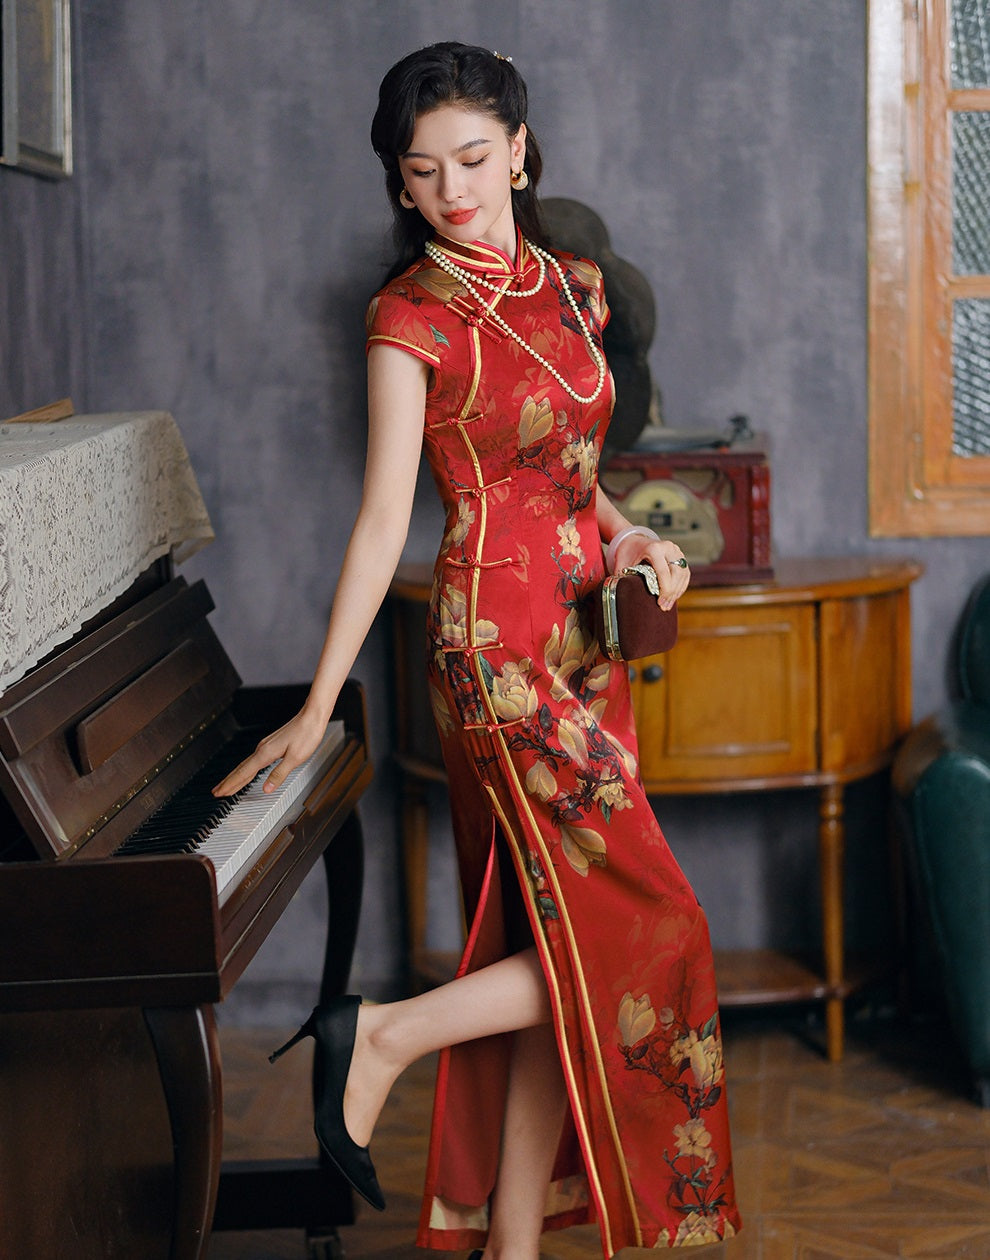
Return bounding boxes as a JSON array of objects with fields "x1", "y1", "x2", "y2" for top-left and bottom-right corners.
[
  {"x1": 952, "y1": 0, "x2": 990, "y2": 88},
  {"x1": 952, "y1": 300, "x2": 990, "y2": 455},
  {"x1": 953, "y1": 113, "x2": 990, "y2": 274}
]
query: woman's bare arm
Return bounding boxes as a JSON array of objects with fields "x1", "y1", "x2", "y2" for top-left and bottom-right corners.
[{"x1": 213, "y1": 344, "x2": 429, "y2": 795}]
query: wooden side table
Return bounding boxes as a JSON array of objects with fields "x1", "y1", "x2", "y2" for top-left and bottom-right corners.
[{"x1": 388, "y1": 557, "x2": 922, "y2": 1061}]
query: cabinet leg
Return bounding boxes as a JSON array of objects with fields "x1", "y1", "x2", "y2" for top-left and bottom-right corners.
[{"x1": 818, "y1": 783, "x2": 846, "y2": 1062}]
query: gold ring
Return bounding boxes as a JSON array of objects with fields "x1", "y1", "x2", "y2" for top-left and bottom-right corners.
[{"x1": 672, "y1": 557, "x2": 688, "y2": 569}]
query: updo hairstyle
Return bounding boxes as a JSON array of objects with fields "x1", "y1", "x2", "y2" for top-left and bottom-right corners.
[{"x1": 371, "y1": 41, "x2": 549, "y2": 278}]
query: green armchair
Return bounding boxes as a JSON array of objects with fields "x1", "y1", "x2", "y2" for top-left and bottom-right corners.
[{"x1": 893, "y1": 573, "x2": 990, "y2": 1106}]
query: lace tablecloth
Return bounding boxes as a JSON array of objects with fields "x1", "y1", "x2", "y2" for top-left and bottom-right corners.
[{"x1": 0, "y1": 412, "x2": 214, "y2": 694}]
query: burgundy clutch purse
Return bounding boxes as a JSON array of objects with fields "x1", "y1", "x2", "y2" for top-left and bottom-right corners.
[{"x1": 593, "y1": 563, "x2": 679, "y2": 662}]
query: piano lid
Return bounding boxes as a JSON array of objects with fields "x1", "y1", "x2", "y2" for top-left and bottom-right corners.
[
  {"x1": 0, "y1": 412, "x2": 214, "y2": 694},
  {"x1": 0, "y1": 575, "x2": 241, "y2": 861}
]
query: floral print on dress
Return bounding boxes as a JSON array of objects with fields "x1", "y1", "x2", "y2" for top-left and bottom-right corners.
[
  {"x1": 442, "y1": 497, "x2": 476, "y2": 555},
  {"x1": 617, "y1": 992, "x2": 734, "y2": 1242},
  {"x1": 368, "y1": 229, "x2": 740, "y2": 1255}
]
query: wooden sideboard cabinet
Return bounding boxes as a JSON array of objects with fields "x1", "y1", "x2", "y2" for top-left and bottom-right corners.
[{"x1": 388, "y1": 556, "x2": 922, "y2": 1061}]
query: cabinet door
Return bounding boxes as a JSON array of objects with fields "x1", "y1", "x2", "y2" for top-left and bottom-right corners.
[
  {"x1": 633, "y1": 603, "x2": 818, "y2": 790},
  {"x1": 818, "y1": 590, "x2": 911, "y2": 774}
]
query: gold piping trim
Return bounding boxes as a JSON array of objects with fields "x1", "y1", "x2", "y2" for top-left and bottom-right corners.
[
  {"x1": 366, "y1": 332, "x2": 441, "y2": 367},
  {"x1": 444, "y1": 556, "x2": 513, "y2": 569},
  {"x1": 430, "y1": 231, "x2": 529, "y2": 276},
  {"x1": 451, "y1": 309, "x2": 638, "y2": 1244},
  {"x1": 460, "y1": 325, "x2": 486, "y2": 646},
  {"x1": 506, "y1": 763, "x2": 643, "y2": 1246},
  {"x1": 462, "y1": 325, "x2": 483, "y2": 420},
  {"x1": 483, "y1": 784, "x2": 614, "y2": 1258}
]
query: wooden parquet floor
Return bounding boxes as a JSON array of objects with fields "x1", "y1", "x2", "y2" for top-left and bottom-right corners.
[{"x1": 207, "y1": 1012, "x2": 990, "y2": 1259}]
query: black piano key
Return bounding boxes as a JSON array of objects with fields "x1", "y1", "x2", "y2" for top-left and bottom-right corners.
[{"x1": 118, "y1": 839, "x2": 199, "y2": 855}]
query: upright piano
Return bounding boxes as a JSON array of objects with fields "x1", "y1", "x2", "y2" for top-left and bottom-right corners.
[{"x1": 0, "y1": 413, "x2": 372, "y2": 1259}]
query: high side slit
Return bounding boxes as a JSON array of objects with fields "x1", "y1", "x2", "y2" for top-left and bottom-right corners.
[{"x1": 366, "y1": 230, "x2": 741, "y2": 1255}]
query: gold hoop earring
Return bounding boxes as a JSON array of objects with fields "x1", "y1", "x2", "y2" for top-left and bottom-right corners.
[
  {"x1": 399, "y1": 188, "x2": 416, "y2": 210},
  {"x1": 510, "y1": 168, "x2": 529, "y2": 191}
]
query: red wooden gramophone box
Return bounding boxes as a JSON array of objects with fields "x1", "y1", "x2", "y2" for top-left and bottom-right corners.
[{"x1": 600, "y1": 428, "x2": 773, "y2": 586}]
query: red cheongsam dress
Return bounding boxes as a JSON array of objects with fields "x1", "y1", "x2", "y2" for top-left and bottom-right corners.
[{"x1": 366, "y1": 229, "x2": 741, "y2": 1255}]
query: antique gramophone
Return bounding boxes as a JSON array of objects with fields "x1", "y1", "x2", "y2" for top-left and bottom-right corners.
[{"x1": 543, "y1": 199, "x2": 772, "y2": 584}]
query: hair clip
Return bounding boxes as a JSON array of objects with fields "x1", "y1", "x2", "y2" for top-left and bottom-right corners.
[{"x1": 492, "y1": 50, "x2": 513, "y2": 62}]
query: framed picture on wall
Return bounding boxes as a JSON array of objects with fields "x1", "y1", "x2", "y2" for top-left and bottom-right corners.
[{"x1": 1, "y1": 0, "x2": 72, "y2": 177}]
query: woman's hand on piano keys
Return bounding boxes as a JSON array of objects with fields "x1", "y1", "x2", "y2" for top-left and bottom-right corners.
[{"x1": 212, "y1": 709, "x2": 329, "y2": 798}]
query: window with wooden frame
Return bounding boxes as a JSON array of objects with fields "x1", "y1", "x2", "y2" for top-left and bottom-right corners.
[{"x1": 869, "y1": 0, "x2": 990, "y2": 535}]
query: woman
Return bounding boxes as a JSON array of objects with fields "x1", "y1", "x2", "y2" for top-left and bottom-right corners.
[{"x1": 215, "y1": 41, "x2": 740, "y2": 1258}]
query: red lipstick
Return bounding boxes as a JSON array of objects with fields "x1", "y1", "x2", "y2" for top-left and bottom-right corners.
[{"x1": 443, "y1": 208, "x2": 478, "y2": 226}]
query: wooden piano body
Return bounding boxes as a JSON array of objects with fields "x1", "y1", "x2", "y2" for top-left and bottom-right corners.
[{"x1": 0, "y1": 559, "x2": 373, "y2": 1259}]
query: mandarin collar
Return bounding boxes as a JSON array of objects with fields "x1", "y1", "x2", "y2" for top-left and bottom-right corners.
[{"x1": 430, "y1": 226, "x2": 532, "y2": 278}]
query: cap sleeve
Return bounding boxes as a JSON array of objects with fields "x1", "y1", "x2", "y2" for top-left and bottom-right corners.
[
  {"x1": 586, "y1": 260, "x2": 610, "y2": 332},
  {"x1": 366, "y1": 288, "x2": 443, "y2": 369},
  {"x1": 559, "y1": 254, "x2": 610, "y2": 335}
]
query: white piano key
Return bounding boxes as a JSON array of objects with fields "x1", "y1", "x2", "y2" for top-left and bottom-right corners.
[{"x1": 198, "y1": 721, "x2": 346, "y2": 904}]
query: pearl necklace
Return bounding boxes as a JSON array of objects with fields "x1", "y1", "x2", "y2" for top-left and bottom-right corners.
[
  {"x1": 424, "y1": 238, "x2": 607, "y2": 405},
  {"x1": 430, "y1": 242, "x2": 547, "y2": 298}
]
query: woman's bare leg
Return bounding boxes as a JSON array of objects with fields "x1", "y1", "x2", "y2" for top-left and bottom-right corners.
[
  {"x1": 343, "y1": 946, "x2": 550, "y2": 1147},
  {"x1": 483, "y1": 1021, "x2": 569, "y2": 1260}
]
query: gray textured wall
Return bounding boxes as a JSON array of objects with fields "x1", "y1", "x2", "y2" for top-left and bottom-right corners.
[
  {"x1": 2, "y1": 2, "x2": 988, "y2": 1021},
  {"x1": 0, "y1": 159, "x2": 87, "y2": 411}
]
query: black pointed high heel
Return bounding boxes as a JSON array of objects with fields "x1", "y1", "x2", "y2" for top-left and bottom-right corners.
[{"x1": 270, "y1": 994, "x2": 386, "y2": 1211}]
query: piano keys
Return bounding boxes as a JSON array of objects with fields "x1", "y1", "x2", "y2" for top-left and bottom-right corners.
[
  {"x1": 0, "y1": 558, "x2": 373, "y2": 1258},
  {"x1": 115, "y1": 719, "x2": 346, "y2": 902}
]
